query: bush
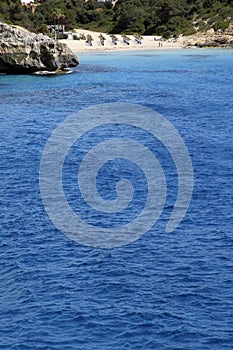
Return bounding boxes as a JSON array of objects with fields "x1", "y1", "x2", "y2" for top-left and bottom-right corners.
[
  {"x1": 219, "y1": 6, "x2": 233, "y2": 18},
  {"x1": 59, "y1": 33, "x2": 68, "y2": 39},
  {"x1": 213, "y1": 20, "x2": 230, "y2": 31},
  {"x1": 197, "y1": 20, "x2": 209, "y2": 32},
  {"x1": 1, "y1": 0, "x2": 233, "y2": 37}
]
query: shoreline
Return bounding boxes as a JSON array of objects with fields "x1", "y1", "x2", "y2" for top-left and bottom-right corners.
[
  {"x1": 60, "y1": 41, "x2": 182, "y2": 53},
  {"x1": 60, "y1": 30, "x2": 184, "y2": 53},
  {"x1": 60, "y1": 29, "x2": 233, "y2": 53}
]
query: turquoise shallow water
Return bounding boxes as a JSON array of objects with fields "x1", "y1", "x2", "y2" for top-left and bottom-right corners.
[{"x1": 0, "y1": 49, "x2": 233, "y2": 349}]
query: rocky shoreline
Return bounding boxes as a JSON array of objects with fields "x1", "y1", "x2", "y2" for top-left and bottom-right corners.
[
  {"x1": 0, "y1": 22, "x2": 79, "y2": 74},
  {"x1": 0, "y1": 22, "x2": 233, "y2": 74},
  {"x1": 182, "y1": 31, "x2": 233, "y2": 48}
]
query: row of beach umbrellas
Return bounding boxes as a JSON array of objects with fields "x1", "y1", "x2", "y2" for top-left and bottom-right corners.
[{"x1": 85, "y1": 33, "x2": 143, "y2": 46}]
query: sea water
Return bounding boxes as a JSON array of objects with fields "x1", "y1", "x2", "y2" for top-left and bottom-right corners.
[{"x1": 0, "y1": 49, "x2": 233, "y2": 349}]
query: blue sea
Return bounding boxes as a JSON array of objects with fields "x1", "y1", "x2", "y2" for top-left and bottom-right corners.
[{"x1": 0, "y1": 49, "x2": 233, "y2": 349}]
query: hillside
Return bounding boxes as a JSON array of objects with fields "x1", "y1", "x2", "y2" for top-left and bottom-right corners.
[{"x1": 0, "y1": 0, "x2": 233, "y2": 37}]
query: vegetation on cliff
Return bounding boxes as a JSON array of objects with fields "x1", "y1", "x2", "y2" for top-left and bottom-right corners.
[{"x1": 0, "y1": 0, "x2": 233, "y2": 37}]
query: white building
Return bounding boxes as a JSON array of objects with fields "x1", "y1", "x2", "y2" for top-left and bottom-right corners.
[{"x1": 21, "y1": 0, "x2": 34, "y2": 3}]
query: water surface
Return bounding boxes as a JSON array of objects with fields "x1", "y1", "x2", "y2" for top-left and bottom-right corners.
[{"x1": 0, "y1": 49, "x2": 233, "y2": 349}]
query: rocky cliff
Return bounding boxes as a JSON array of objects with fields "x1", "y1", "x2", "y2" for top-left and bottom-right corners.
[{"x1": 0, "y1": 22, "x2": 79, "y2": 74}]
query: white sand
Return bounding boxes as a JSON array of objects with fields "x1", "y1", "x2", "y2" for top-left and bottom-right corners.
[{"x1": 60, "y1": 29, "x2": 184, "y2": 53}]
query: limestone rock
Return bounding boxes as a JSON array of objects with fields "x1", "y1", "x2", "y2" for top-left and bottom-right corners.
[
  {"x1": 183, "y1": 32, "x2": 233, "y2": 48},
  {"x1": 0, "y1": 22, "x2": 79, "y2": 74}
]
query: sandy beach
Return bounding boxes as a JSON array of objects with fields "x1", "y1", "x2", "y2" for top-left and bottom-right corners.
[{"x1": 60, "y1": 29, "x2": 184, "y2": 53}]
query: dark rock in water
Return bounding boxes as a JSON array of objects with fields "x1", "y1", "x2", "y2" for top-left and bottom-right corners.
[{"x1": 0, "y1": 22, "x2": 79, "y2": 74}]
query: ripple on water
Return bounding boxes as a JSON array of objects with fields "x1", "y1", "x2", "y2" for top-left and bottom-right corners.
[{"x1": 0, "y1": 49, "x2": 233, "y2": 350}]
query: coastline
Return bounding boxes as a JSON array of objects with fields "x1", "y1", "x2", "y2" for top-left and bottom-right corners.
[
  {"x1": 60, "y1": 29, "x2": 233, "y2": 53},
  {"x1": 60, "y1": 30, "x2": 184, "y2": 53}
]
